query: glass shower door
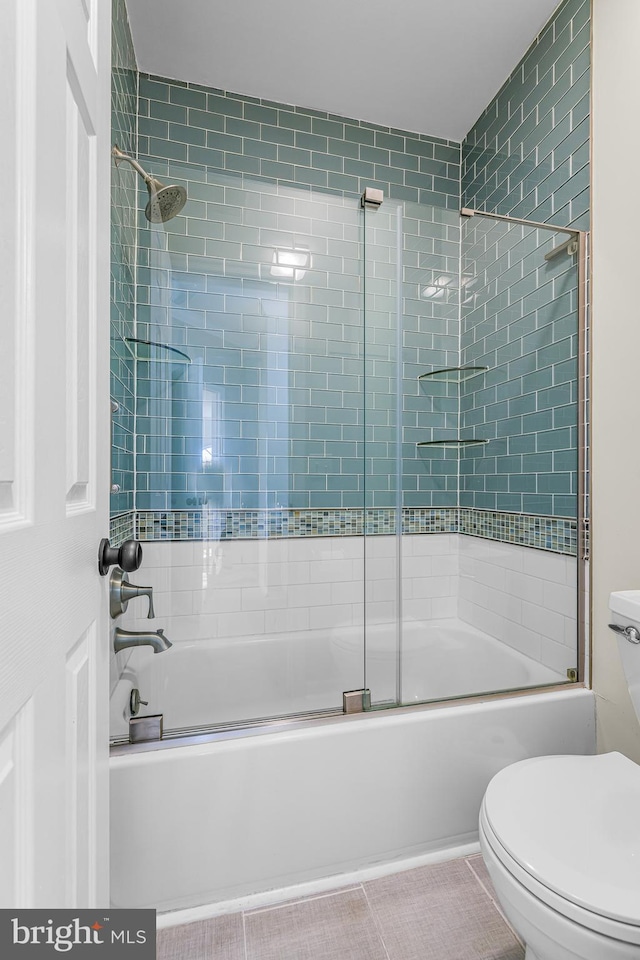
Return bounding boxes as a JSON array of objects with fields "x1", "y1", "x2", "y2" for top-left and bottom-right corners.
[
  {"x1": 361, "y1": 194, "x2": 582, "y2": 715},
  {"x1": 362, "y1": 196, "x2": 462, "y2": 710},
  {"x1": 362, "y1": 197, "x2": 403, "y2": 709},
  {"x1": 456, "y1": 209, "x2": 582, "y2": 695},
  {"x1": 130, "y1": 166, "x2": 370, "y2": 735}
]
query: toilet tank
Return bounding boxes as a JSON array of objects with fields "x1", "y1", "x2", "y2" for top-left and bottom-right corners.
[{"x1": 609, "y1": 591, "x2": 640, "y2": 723}]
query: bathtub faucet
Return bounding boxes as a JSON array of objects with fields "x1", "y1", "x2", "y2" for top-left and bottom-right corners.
[{"x1": 113, "y1": 627, "x2": 173, "y2": 655}]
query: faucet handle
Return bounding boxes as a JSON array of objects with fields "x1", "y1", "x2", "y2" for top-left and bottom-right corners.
[
  {"x1": 109, "y1": 567, "x2": 155, "y2": 619},
  {"x1": 121, "y1": 580, "x2": 155, "y2": 619}
]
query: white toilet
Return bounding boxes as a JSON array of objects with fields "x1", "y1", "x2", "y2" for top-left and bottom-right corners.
[{"x1": 479, "y1": 591, "x2": 640, "y2": 960}]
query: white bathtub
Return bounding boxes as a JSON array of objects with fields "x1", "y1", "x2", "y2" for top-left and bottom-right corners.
[
  {"x1": 110, "y1": 618, "x2": 566, "y2": 739},
  {"x1": 110, "y1": 687, "x2": 594, "y2": 913}
]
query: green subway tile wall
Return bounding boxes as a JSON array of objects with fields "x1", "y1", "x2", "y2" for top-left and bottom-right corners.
[
  {"x1": 459, "y1": 216, "x2": 578, "y2": 516},
  {"x1": 462, "y1": 0, "x2": 590, "y2": 230},
  {"x1": 368, "y1": 200, "x2": 460, "y2": 508},
  {"x1": 134, "y1": 78, "x2": 461, "y2": 510},
  {"x1": 109, "y1": 4, "x2": 589, "y2": 530},
  {"x1": 138, "y1": 76, "x2": 461, "y2": 210},
  {"x1": 110, "y1": 0, "x2": 137, "y2": 515},
  {"x1": 459, "y1": 0, "x2": 588, "y2": 517},
  {"x1": 134, "y1": 170, "x2": 459, "y2": 510}
]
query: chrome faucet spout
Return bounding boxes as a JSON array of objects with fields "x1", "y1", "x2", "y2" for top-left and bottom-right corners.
[{"x1": 113, "y1": 627, "x2": 172, "y2": 655}]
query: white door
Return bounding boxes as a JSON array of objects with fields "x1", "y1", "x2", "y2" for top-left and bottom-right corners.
[{"x1": 0, "y1": 0, "x2": 110, "y2": 907}]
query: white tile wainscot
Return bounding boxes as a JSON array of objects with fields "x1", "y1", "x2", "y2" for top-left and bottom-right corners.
[
  {"x1": 402, "y1": 534, "x2": 459, "y2": 622},
  {"x1": 118, "y1": 535, "x2": 461, "y2": 643},
  {"x1": 458, "y1": 537, "x2": 577, "y2": 675},
  {"x1": 109, "y1": 533, "x2": 577, "y2": 716}
]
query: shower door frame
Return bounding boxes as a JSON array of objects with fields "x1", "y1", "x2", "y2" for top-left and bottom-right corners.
[{"x1": 461, "y1": 207, "x2": 589, "y2": 688}]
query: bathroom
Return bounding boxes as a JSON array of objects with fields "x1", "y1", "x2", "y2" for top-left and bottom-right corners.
[{"x1": 1, "y1": 0, "x2": 639, "y2": 958}]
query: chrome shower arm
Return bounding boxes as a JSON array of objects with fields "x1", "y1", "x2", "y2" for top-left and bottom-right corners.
[
  {"x1": 111, "y1": 144, "x2": 187, "y2": 222},
  {"x1": 112, "y1": 145, "x2": 153, "y2": 184}
]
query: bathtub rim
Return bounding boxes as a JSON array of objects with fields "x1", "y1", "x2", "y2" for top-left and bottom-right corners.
[{"x1": 110, "y1": 680, "x2": 587, "y2": 759}]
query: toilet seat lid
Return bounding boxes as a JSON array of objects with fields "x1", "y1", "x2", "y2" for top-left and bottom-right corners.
[{"x1": 484, "y1": 752, "x2": 640, "y2": 926}]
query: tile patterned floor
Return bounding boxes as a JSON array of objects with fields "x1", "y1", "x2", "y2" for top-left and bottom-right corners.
[{"x1": 157, "y1": 855, "x2": 524, "y2": 960}]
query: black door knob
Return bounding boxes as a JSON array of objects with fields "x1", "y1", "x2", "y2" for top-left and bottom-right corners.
[{"x1": 98, "y1": 537, "x2": 143, "y2": 576}]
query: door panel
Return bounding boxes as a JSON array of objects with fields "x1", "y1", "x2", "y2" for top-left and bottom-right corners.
[
  {"x1": 65, "y1": 67, "x2": 96, "y2": 512},
  {"x1": 0, "y1": 0, "x2": 110, "y2": 908},
  {"x1": 65, "y1": 625, "x2": 99, "y2": 904},
  {"x1": 0, "y1": 0, "x2": 35, "y2": 524}
]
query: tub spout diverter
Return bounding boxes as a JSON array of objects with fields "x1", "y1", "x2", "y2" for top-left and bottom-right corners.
[{"x1": 114, "y1": 627, "x2": 173, "y2": 655}]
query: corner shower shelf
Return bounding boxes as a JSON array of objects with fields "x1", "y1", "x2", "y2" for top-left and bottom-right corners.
[
  {"x1": 418, "y1": 365, "x2": 488, "y2": 382},
  {"x1": 417, "y1": 366, "x2": 490, "y2": 448},
  {"x1": 124, "y1": 337, "x2": 192, "y2": 363},
  {"x1": 417, "y1": 438, "x2": 490, "y2": 448}
]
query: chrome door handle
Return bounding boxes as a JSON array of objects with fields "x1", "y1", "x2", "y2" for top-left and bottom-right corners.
[{"x1": 608, "y1": 623, "x2": 640, "y2": 643}]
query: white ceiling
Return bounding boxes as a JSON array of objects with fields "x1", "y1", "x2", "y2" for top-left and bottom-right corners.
[{"x1": 125, "y1": 0, "x2": 563, "y2": 142}]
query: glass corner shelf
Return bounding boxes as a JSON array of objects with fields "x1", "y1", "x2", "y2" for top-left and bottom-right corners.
[
  {"x1": 418, "y1": 365, "x2": 488, "y2": 382},
  {"x1": 417, "y1": 438, "x2": 490, "y2": 448},
  {"x1": 124, "y1": 337, "x2": 192, "y2": 364}
]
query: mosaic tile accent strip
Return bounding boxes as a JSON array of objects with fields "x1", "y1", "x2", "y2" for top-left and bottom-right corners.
[
  {"x1": 459, "y1": 508, "x2": 577, "y2": 555},
  {"x1": 136, "y1": 508, "x2": 362, "y2": 541},
  {"x1": 402, "y1": 508, "x2": 459, "y2": 534},
  {"x1": 109, "y1": 510, "x2": 136, "y2": 546},
  {"x1": 135, "y1": 507, "x2": 577, "y2": 554},
  {"x1": 136, "y1": 507, "x2": 454, "y2": 541}
]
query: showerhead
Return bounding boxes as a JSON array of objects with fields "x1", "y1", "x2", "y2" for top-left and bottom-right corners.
[
  {"x1": 112, "y1": 146, "x2": 187, "y2": 223},
  {"x1": 144, "y1": 177, "x2": 187, "y2": 223}
]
